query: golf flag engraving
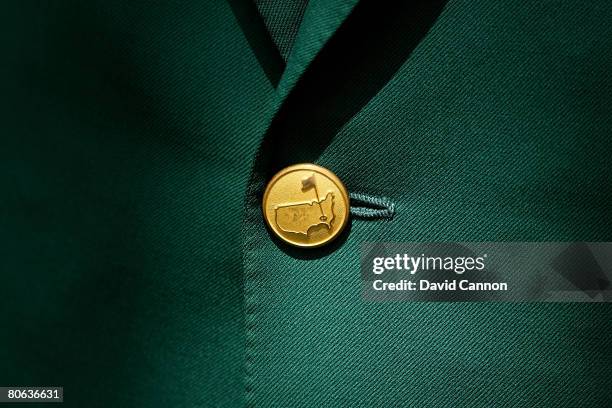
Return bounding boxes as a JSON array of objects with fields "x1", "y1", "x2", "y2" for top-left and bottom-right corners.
[{"x1": 301, "y1": 173, "x2": 327, "y2": 221}]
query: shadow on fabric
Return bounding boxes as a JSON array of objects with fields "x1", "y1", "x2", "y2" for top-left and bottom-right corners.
[
  {"x1": 227, "y1": 0, "x2": 285, "y2": 86},
  {"x1": 253, "y1": 0, "x2": 449, "y2": 258}
]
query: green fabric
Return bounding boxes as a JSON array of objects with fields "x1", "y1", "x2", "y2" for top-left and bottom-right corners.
[
  {"x1": 244, "y1": 0, "x2": 612, "y2": 406},
  {"x1": 2, "y1": 1, "x2": 612, "y2": 407},
  {"x1": 1, "y1": 1, "x2": 273, "y2": 406},
  {"x1": 277, "y1": 0, "x2": 361, "y2": 99},
  {"x1": 255, "y1": 0, "x2": 309, "y2": 60}
]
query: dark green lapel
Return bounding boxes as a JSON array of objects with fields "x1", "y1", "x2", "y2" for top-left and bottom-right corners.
[{"x1": 276, "y1": 0, "x2": 361, "y2": 101}]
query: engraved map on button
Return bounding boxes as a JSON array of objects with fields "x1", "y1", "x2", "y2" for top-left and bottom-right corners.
[
  {"x1": 275, "y1": 193, "x2": 335, "y2": 235},
  {"x1": 275, "y1": 174, "x2": 335, "y2": 235}
]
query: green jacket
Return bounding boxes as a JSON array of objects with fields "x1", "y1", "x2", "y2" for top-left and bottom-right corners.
[{"x1": 2, "y1": 0, "x2": 611, "y2": 406}]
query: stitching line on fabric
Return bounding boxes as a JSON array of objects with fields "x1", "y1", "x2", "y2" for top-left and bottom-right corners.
[{"x1": 242, "y1": 178, "x2": 263, "y2": 408}]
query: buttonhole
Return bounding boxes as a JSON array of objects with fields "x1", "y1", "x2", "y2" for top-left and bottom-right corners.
[{"x1": 349, "y1": 192, "x2": 395, "y2": 220}]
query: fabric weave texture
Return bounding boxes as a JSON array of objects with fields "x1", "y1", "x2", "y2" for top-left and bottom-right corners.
[{"x1": 1, "y1": 0, "x2": 611, "y2": 407}]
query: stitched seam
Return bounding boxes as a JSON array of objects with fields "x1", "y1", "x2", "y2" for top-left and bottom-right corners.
[{"x1": 242, "y1": 177, "x2": 263, "y2": 408}]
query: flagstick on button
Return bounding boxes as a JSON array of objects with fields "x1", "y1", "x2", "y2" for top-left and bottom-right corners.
[
  {"x1": 263, "y1": 164, "x2": 350, "y2": 248},
  {"x1": 302, "y1": 173, "x2": 327, "y2": 221}
]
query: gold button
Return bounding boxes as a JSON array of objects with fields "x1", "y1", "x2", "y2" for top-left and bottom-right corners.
[{"x1": 262, "y1": 164, "x2": 350, "y2": 248}]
